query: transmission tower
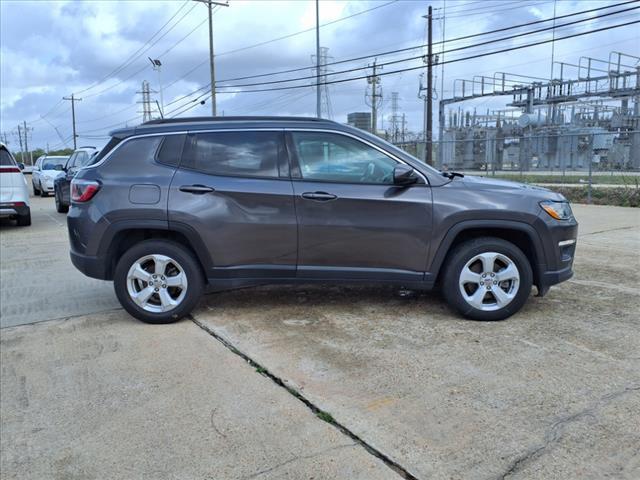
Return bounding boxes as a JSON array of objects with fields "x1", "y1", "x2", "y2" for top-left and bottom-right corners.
[
  {"x1": 137, "y1": 81, "x2": 155, "y2": 122},
  {"x1": 365, "y1": 59, "x2": 383, "y2": 135},
  {"x1": 390, "y1": 92, "x2": 401, "y2": 143},
  {"x1": 311, "y1": 46, "x2": 333, "y2": 119}
]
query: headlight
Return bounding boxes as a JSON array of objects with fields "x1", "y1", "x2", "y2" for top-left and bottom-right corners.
[{"x1": 540, "y1": 200, "x2": 573, "y2": 220}]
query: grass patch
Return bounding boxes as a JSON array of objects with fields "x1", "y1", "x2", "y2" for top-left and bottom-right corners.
[
  {"x1": 550, "y1": 186, "x2": 640, "y2": 207},
  {"x1": 492, "y1": 174, "x2": 639, "y2": 186}
]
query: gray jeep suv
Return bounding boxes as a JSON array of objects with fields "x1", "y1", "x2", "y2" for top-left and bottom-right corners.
[{"x1": 68, "y1": 117, "x2": 577, "y2": 323}]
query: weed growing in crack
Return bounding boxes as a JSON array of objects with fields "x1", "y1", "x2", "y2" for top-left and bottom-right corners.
[{"x1": 316, "y1": 411, "x2": 335, "y2": 423}]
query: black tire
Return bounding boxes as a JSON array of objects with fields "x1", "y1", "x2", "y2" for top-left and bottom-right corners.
[
  {"x1": 33, "y1": 182, "x2": 40, "y2": 196},
  {"x1": 40, "y1": 188, "x2": 47, "y2": 197},
  {"x1": 442, "y1": 237, "x2": 533, "y2": 321},
  {"x1": 113, "y1": 240, "x2": 204, "y2": 324},
  {"x1": 55, "y1": 189, "x2": 69, "y2": 213},
  {"x1": 16, "y1": 210, "x2": 31, "y2": 227}
]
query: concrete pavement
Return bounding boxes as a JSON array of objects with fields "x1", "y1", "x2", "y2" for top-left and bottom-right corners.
[{"x1": 1, "y1": 194, "x2": 639, "y2": 479}]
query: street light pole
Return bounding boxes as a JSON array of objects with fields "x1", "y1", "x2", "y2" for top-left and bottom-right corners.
[
  {"x1": 315, "y1": 0, "x2": 321, "y2": 118},
  {"x1": 194, "y1": 0, "x2": 229, "y2": 116},
  {"x1": 148, "y1": 58, "x2": 164, "y2": 116}
]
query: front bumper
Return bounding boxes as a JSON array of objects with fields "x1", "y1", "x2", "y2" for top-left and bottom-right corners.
[{"x1": 535, "y1": 211, "x2": 578, "y2": 293}]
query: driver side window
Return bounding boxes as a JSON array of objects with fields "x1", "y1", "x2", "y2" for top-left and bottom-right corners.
[{"x1": 291, "y1": 131, "x2": 397, "y2": 184}]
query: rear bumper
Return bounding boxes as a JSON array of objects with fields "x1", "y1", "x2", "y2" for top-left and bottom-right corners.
[
  {"x1": 70, "y1": 251, "x2": 111, "y2": 280},
  {"x1": 0, "y1": 204, "x2": 29, "y2": 218}
]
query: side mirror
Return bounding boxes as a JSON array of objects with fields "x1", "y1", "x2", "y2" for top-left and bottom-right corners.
[
  {"x1": 393, "y1": 164, "x2": 419, "y2": 186},
  {"x1": 17, "y1": 162, "x2": 25, "y2": 170},
  {"x1": 54, "y1": 164, "x2": 64, "y2": 171}
]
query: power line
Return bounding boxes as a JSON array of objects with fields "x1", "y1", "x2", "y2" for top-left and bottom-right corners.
[
  {"x1": 161, "y1": 0, "x2": 400, "y2": 91},
  {"x1": 208, "y1": 6, "x2": 640, "y2": 90},
  {"x1": 73, "y1": 1, "x2": 191, "y2": 96},
  {"x1": 171, "y1": 19, "x2": 639, "y2": 102},
  {"x1": 81, "y1": 2, "x2": 200, "y2": 99},
  {"x1": 165, "y1": 1, "x2": 637, "y2": 105}
]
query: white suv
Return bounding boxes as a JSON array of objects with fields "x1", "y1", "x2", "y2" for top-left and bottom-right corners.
[
  {"x1": 32, "y1": 155, "x2": 69, "y2": 196},
  {"x1": 0, "y1": 143, "x2": 31, "y2": 226}
]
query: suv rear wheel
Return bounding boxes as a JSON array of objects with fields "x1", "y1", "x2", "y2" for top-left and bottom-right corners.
[
  {"x1": 114, "y1": 240, "x2": 204, "y2": 324},
  {"x1": 442, "y1": 237, "x2": 533, "y2": 321}
]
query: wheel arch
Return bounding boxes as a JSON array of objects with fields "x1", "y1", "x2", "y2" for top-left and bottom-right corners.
[
  {"x1": 98, "y1": 220, "x2": 212, "y2": 280},
  {"x1": 429, "y1": 220, "x2": 546, "y2": 288}
]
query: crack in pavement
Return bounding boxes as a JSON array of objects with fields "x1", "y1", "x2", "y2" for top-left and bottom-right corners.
[
  {"x1": 241, "y1": 443, "x2": 356, "y2": 479},
  {"x1": 0, "y1": 306, "x2": 124, "y2": 330},
  {"x1": 579, "y1": 225, "x2": 638, "y2": 237},
  {"x1": 189, "y1": 314, "x2": 421, "y2": 480},
  {"x1": 495, "y1": 385, "x2": 640, "y2": 480}
]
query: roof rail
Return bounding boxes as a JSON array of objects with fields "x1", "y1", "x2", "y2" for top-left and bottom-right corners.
[
  {"x1": 141, "y1": 116, "x2": 330, "y2": 125},
  {"x1": 78, "y1": 145, "x2": 96, "y2": 149}
]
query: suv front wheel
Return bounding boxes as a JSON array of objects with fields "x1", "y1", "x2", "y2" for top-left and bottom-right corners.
[
  {"x1": 442, "y1": 237, "x2": 533, "y2": 321},
  {"x1": 114, "y1": 240, "x2": 204, "y2": 324}
]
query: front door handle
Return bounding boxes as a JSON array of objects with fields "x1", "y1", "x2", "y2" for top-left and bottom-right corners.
[
  {"x1": 179, "y1": 184, "x2": 215, "y2": 194},
  {"x1": 301, "y1": 191, "x2": 337, "y2": 201}
]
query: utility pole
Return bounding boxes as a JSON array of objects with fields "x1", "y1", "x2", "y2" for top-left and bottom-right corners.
[
  {"x1": 23, "y1": 121, "x2": 30, "y2": 165},
  {"x1": 424, "y1": 6, "x2": 434, "y2": 165},
  {"x1": 63, "y1": 93, "x2": 81, "y2": 150},
  {"x1": 194, "y1": 0, "x2": 229, "y2": 117},
  {"x1": 315, "y1": 0, "x2": 321, "y2": 118},
  {"x1": 16, "y1": 124, "x2": 25, "y2": 162},
  {"x1": 366, "y1": 59, "x2": 382, "y2": 135}
]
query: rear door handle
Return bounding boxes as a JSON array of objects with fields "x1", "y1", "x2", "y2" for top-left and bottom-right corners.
[
  {"x1": 301, "y1": 191, "x2": 337, "y2": 201},
  {"x1": 179, "y1": 184, "x2": 215, "y2": 194}
]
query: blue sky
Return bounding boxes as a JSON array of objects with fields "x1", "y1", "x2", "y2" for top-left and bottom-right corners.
[{"x1": 1, "y1": 0, "x2": 638, "y2": 151}]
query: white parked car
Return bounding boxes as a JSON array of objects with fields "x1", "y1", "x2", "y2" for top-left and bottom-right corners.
[
  {"x1": 0, "y1": 143, "x2": 31, "y2": 226},
  {"x1": 32, "y1": 155, "x2": 69, "y2": 196}
]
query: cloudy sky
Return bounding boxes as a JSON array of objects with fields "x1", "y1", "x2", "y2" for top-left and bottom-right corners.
[{"x1": 1, "y1": 0, "x2": 638, "y2": 151}]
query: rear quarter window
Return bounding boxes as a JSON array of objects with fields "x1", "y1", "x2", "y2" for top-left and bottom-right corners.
[
  {"x1": 103, "y1": 137, "x2": 163, "y2": 166},
  {"x1": 156, "y1": 134, "x2": 186, "y2": 167}
]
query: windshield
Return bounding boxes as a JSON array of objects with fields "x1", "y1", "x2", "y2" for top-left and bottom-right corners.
[{"x1": 41, "y1": 156, "x2": 68, "y2": 170}]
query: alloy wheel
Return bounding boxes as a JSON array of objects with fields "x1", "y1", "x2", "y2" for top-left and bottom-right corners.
[
  {"x1": 126, "y1": 254, "x2": 188, "y2": 313},
  {"x1": 458, "y1": 252, "x2": 520, "y2": 311}
]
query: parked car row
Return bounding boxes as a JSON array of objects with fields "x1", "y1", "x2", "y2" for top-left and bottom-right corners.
[
  {"x1": 0, "y1": 144, "x2": 98, "y2": 227},
  {"x1": 0, "y1": 143, "x2": 31, "y2": 226}
]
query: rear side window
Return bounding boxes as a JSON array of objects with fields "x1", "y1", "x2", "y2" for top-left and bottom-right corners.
[
  {"x1": 156, "y1": 134, "x2": 186, "y2": 167},
  {"x1": 0, "y1": 148, "x2": 16, "y2": 166},
  {"x1": 182, "y1": 131, "x2": 281, "y2": 178},
  {"x1": 105, "y1": 137, "x2": 162, "y2": 165},
  {"x1": 91, "y1": 137, "x2": 123, "y2": 165}
]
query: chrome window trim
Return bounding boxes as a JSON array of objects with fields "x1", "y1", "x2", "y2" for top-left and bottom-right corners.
[
  {"x1": 85, "y1": 131, "x2": 189, "y2": 169},
  {"x1": 86, "y1": 127, "x2": 427, "y2": 185}
]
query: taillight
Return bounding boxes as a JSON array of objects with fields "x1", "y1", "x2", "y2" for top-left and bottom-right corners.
[
  {"x1": 0, "y1": 167, "x2": 21, "y2": 173},
  {"x1": 71, "y1": 179, "x2": 101, "y2": 202}
]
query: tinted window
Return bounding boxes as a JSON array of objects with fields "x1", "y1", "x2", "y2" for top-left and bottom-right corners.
[
  {"x1": 156, "y1": 134, "x2": 185, "y2": 167},
  {"x1": 291, "y1": 131, "x2": 398, "y2": 184},
  {"x1": 107, "y1": 137, "x2": 162, "y2": 165},
  {"x1": 183, "y1": 131, "x2": 281, "y2": 178},
  {"x1": 0, "y1": 148, "x2": 15, "y2": 166},
  {"x1": 91, "y1": 137, "x2": 123, "y2": 165}
]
